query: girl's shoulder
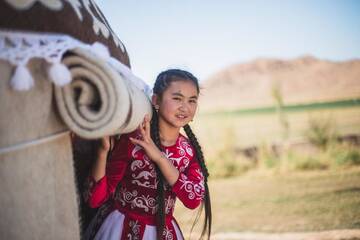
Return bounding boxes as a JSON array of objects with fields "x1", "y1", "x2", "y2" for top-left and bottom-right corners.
[
  {"x1": 177, "y1": 133, "x2": 191, "y2": 146},
  {"x1": 164, "y1": 134, "x2": 197, "y2": 171},
  {"x1": 166, "y1": 133, "x2": 195, "y2": 158}
]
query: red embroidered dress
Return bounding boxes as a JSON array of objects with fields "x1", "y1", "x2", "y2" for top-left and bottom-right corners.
[{"x1": 83, "y1": 131, "x2": 205, "y2": 240}]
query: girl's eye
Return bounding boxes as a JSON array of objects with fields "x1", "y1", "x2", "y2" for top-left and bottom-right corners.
[{"x1": 173, "y1": 97, "x2": 181, "y2": 101}]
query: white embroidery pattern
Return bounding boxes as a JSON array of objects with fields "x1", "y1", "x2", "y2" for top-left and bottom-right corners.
[
  {"x1": 65, "y1": 0, "x2": 83, "y2": 20},
  {"x1": 131, "y1": 144, "x2": 157, "y2": 189},
  {"x1": 131, "y1": 144, "x2": 142, "y2": 159},
  {"x1": 5, "y1": 0, "x2": 82, "y2": 16},
  {"x1": 163, "y1": 226, "x2": 174, "y2": 240},
  {"x1": 131, "y1": 168, "x2": 157, "y2": 189},
  {"x1": 178, "y1": 170, "x2": 205, "y2": 200},
  {"x1": 130, "y1": 159, "x2": 149, "y2": 172},
  {"x1": 116, "y1": 187, "x2": 157, "y2": 214},
  {"x1": 5, "y1": 0, "x2": 63, "y2": 10},
  {"x1": 165, "y1": 195, "x2": 176, "y2": 214},
  {"x1": 4, "y1": 0, "x2": 125, "y2": 51},
  {"x1": 127, "y1": 220, "x2": 140, "y2": 240},
  {"x1": 163, "y1": 136, "x2": 191, "y2": 172},
  {"x1": 83, "y1": 0, "x2": 125, "y2": 51},
  {"x1": 180, "y1": 137, "x2": 194, "y2": 157}
]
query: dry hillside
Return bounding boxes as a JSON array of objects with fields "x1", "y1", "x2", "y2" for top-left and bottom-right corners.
[{"x1": 200, "y1": 56, "x2": 360, "y2": 112}]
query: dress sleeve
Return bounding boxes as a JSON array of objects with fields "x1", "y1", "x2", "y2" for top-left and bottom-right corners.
[
  {"x1": 83, "y1": 135, "x2": 131, "y2": 208},
  {"x1": 172, "y1": 157, "x2": 205, "y2": 209}
]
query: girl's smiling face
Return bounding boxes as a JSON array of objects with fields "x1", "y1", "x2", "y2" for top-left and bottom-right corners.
[{"x1": 153, "y1": 80, "x2": 199, "y2": 130}]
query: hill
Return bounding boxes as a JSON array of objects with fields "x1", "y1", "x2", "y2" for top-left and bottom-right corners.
[{"x1": 200, "y1": 56, "x2": 360, "y2": 112}]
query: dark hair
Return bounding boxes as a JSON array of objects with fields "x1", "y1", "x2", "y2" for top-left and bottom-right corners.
[{"x1": 151, "y1": 69, "x2": 212, "y2": 239}]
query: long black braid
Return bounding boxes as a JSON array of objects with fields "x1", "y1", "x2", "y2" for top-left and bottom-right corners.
[
  {"x1": 150, "y1": 106, "x2": 166, "y2": 239},
  {"x1": 183, "y1": 125, "x2": 209, "y2": 178},
  {"x1": 183, "y1": 124, "x2": 212, "y2": 239},
  {"x1": 152, "y1": 69, "x2": 212, "y2": 240}
]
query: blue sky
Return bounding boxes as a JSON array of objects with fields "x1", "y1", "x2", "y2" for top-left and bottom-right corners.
[{"x1": 97, "y1": 0, "x2": 360, "y2": 85}]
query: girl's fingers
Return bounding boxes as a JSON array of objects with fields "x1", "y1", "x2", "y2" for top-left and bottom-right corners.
[
  {"x1": 139, "y1": 122, "x2": 146, "y2": 138},
  {"x1": 139, "y1": 114, "x2": 151, "y2": 140},
  {"x1": 129, "y1": 137, "x2": 144, "y2": 147},
  {"x1": 101, "y1": 136, "x2": 109, "y2": 149},
  {"x1": 101, "y1": 136, "x2": 116, "y2": 151},
  {"x1": 144, "y1": 114, "x2": 151, "y2": 137}
]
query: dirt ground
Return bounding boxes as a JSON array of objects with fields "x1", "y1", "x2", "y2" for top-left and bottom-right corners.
[{"x1": 212, "y1": 230, "x2": 360, "y2": 240}]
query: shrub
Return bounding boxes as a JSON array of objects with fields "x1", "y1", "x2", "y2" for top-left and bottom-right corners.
[
  {"x1": 258, "y1": 143, "x2": 280, "y2": 169},
  {"x1": 293, "y1": 156, "x2": 329, "y2": 171},
  {"x1": 305, "y1": 116, "x2": 337, "y2": 150},
  {"x1": 283, "y1": 150, "x2": 328, "y2": 171},
  {"x1": 207, "y1": 149, "x2": 255, "y2": 178},
  {"x1": 328, "y1": 143, "x2": 360, "y2": 167}
]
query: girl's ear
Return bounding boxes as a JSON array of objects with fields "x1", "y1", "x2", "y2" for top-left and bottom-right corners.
[{"x1": 151, "y1": 94, "x2": 159, "y2": 106}]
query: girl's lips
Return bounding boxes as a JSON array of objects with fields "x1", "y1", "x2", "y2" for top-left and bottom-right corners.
[{"x1": 176, "y1": 114, "x2": 188, "y2": 119}]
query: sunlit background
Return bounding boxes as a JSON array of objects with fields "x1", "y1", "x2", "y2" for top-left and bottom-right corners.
[
  {"x1": 97, "y1": 0, "x2": 360, "y2": 85},
  {"x1": 97, "y1": 1, "x2": 360, "y2": 239}
]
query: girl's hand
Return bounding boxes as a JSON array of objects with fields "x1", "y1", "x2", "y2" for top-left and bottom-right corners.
[
  {"x1": 98, "y1": 136, "x2": 114, "y2": 156},
  {"x1": 92, "y1": 136, "x2": 114, "y2": 181},
  {"x1": 129, "y1": 114, "x2": 164, "y2": 164}
]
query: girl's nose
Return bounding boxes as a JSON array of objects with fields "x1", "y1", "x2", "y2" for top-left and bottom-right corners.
[{"x1": 179, "y1": 102, "x2": 188, "y2": 111}]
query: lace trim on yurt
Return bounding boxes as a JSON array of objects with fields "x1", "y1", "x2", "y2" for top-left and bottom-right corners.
[{"x1": 0, "y1": 30, "x2": 151, "y2": 96}]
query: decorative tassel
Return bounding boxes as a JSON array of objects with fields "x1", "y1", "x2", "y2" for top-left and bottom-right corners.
[
  {"x1": 91, "y1": 42, "x2": 110, "y2": 60},
  {"x1": 10, "y1": 65, "x2": 34, "y2": 91},
  {"x1": 48, "y1": 62, "x2": 72, "y2": 86}
]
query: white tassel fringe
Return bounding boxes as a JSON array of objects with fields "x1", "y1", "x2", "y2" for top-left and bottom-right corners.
[
  {"x1": 10, "y1": 65, "x2": 34, "y2": 91},
  {"x1": 48, "y1": 62, "x2": 72, "y2": 86},
  {"x1": 91, "y1": 42, "x2": 110, "y2": 60}
]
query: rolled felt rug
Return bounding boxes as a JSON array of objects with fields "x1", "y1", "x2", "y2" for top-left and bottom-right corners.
[
  {"x1": 54, "y1": 48, "x2": 152, "y2": 139},
  {"x1": 120, "y1": 74, "x2": 153, "y2": 134}
]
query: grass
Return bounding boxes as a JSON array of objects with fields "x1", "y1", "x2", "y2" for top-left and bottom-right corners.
[
  {"x1": 193, "y1": 106, "x2": 360, "y2": 151},
  {"x1": 174, "y1": 168, "x2": 360, "y2": 238},
  {"x1": 203, "y1": 98, "x2": 360, "y2": 116},
  {"x1": 190, "y1": 105, "x2": 360, "y2": 178},
  {"x1": 176, "y1": 102, "x2": 360, "y2": 239}
]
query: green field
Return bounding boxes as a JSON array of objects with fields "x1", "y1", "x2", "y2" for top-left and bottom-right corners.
[
  {"x1": 204, "y1": 99, "x2": 360, "y2": 116},
  {"x1": 174, "y1": 168, "x2": 360, "y2": 239},
  {"x1": 192, "y1": 104, "x2": 360, "y2": 156}
]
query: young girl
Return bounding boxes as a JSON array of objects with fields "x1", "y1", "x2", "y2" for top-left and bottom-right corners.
[{"x1": 83, "y1": 69, "x2": 211, "y2": 240}]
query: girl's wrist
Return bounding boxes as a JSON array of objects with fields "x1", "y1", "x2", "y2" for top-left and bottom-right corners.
[
  {"x1": 156, "y1": 155, "x2": 168, "y2": 165},
  {"x1": 97, "y1": 149, "x2": 108, "y2": 159}
]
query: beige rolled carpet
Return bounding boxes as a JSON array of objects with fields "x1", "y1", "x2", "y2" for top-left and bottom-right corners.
[{"x1": 55, "y1": 48, "x2": 152, "y2": 139}]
